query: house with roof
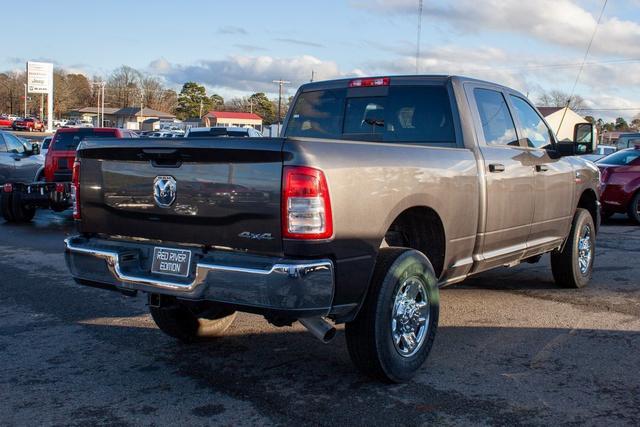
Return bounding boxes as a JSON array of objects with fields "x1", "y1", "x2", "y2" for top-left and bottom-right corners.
[
  {"x1": 537, "y1": 106, "x2": 593, "y2": 142},
  {"x1": 202, "y1": 111, "x2": 263, "y2": 131},
  {"x1": 68, "y1": 107, "x2": 176, "y2": 129}
]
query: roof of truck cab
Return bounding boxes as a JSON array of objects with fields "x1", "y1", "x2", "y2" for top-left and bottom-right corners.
[{"x1": 297, "y1": 75, "x2": 515, "y2": 93}]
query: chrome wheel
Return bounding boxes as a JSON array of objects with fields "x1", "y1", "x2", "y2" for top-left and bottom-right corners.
[
  {"x1": 391, "y1": 276, "x2": 430, "y2": 357},
  {"x1": 577, "y1": 224, "x2": 593, "y2": 275}
]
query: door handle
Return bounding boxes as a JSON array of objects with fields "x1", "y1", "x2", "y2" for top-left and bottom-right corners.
[
  {"x1": 536, "y1": 164, "x2": 549, "y2": 172},
  {"x1": 488, "y1": 163, "x2": 505, "y2": 173}
]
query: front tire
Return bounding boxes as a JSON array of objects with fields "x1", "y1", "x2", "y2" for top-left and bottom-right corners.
[
  {"x1": 11, "y1": 192, "x2": 35, "y2": 222},
  {"x1": 345, "y1": 248, "x2": 439, "y2": 383},
  {"x1": 551, "y1": 208, "x2": 595, "y2": 288},
  {"x1": 149, "y1": 301, "x2": 236, "y2": 343},
  {"x1": 627, "y1": 192, "x2": 640, "y2": 224},
  {"x1": 1, "y1": 192, "x2": 15, "y2": 222}
]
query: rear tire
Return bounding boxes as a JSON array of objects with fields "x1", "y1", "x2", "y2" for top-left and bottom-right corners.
[
  {"x1": 149, "y1": 302, "x2": 236, "y2": 343},
  {"x1": 627, "y1": 192, "x2": 640, "y2": 224},
  {"x1": 11, "y1": 192, "x2": 35, "y2": 222},
  {"x1": 345, "y1": 248, "x2": 439, "y2": 383},
  {"x1": 551, "y1": 208, "x2": 595, "y2": 288},
  {"x1": 1, "y1": 192, "x2": 15, "y2": 222}
]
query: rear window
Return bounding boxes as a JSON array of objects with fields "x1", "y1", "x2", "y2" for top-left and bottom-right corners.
[
  {"x1": 597, "y1": 150, "x2": 640, "y2": 166},
  {"x1": 285, "y1": 85, "x2": 456, "y2": 144},
  {"x1": 52, "y1": 130, "x2": 118, "y2": 151}
]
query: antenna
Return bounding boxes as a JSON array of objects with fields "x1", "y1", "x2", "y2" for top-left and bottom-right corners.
[{"x1": 416, "y1": 0, "x2": 423, "y2": 74}]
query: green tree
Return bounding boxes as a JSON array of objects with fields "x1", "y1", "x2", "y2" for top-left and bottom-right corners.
[
  {"x1": 175, "y1": 82, "x2": 211, "y2": 120},
  {"x1": 584, "y1": 115, "x2": 595, "y2": 124},
  {"x1": 210, "y1": 94, "x2": 224, "y2": 110},
  {"x1": 615, "y1": 117, "x2": 628, "y2": 131},
  {"x1": 248, "y1": 92, "x2": 276, "y2": 124}
]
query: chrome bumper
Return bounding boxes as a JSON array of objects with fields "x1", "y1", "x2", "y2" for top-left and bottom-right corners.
[{"x1": 64, "y1": 236, "x2": 335, "y2": 314}]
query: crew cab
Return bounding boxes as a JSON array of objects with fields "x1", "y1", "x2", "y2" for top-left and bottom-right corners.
[
  {"x1": 12, "y1": 117, "x2": 44, "y2": 132},
  {"x1": 2, "y1": 127, "x2": 135, "y2": 222},
  {"x1": 64, "y1": 76, "x2": 600, "y2": 382}
]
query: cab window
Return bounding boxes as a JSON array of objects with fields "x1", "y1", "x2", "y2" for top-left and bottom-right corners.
[
  {"x1": 509, "y1": 95, "x2": 554, "y2": 149},
  {"x1": 473, "y1": 88, "x2": 518, "y2": 146},
  {"x1": 4, "y1": 133, "x2": 25, "y2": 154}
]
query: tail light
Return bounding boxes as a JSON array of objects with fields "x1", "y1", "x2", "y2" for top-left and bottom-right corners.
[
  {"x1": 3, "y1": 183, "x2": 12, "y2": 193},
  {"x1": 71, "y1": 159, "x2": 81, "y2": 220},
  {"x1": 282, "y1": 166, "x2": 333, "y2": 239}
]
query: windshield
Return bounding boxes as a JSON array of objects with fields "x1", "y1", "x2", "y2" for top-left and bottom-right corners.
[
  {"x1": 597, "y1": 150, "x2": 640, "y2": 166},
  {"x1": 52, "y1": 129, "x2": 118, "y2": 151}
]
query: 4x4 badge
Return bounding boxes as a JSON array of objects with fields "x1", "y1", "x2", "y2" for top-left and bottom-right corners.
[{"x1": 153, "y1": 176, "x2": 177, "y2": 208}]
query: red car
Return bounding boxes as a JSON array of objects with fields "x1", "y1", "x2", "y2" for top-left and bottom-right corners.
[
  {"x1": 597, "y1": 147, "x2": 640, "y2": 224},
  {"x1": 0, "y1": 116, "x2": 13, "y2": 127},
  {"x1": 12, "y1": 117, "x2": 45, "y2": 132}
]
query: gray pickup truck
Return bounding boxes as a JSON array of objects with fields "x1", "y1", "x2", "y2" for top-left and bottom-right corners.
[{"x1": 65, "y1": 75, "x2": 600, "y2": 382}]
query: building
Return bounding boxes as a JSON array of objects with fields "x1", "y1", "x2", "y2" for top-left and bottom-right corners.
[
  {"x1": 537, "y1": 106, "x2": 594, "y2": 142},
  {"x1": 202, "y1": 111, "x2": 263, "y2": 131},
  {"x1": 68, "y1": 107, "x2": 175, "y2": 129}
]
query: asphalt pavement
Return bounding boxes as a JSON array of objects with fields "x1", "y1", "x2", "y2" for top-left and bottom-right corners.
[{"x1": 0, "y1": 211, "x2": 639, "y2": 426}]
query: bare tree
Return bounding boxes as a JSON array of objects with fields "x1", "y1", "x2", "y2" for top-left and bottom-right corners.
[
  {"x1": 106, "y1": 66, "x2": 142, "y2": 108},
  {"x1": 538, "y1": 90, "x2": 586, "y2": 110}
]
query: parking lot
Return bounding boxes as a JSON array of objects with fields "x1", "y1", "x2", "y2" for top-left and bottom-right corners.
[{"x1": 0, "y1": 211, "x2": 638, "y2": 426}]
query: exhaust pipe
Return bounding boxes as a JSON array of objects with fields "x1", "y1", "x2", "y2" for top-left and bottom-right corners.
[{"x1": 299, "y1": 317, "x2": 336, "y2": 343}]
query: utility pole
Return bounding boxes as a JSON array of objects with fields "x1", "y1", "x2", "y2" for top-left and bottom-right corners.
[
  {"x1": 272, "y1": 79, "x2": 290, "y2": 136},
  {"x1": 101, "y1": 82, "x2": 105, "y2": 127},
  {"x1": 23, "y1": 84, "x2": 27, "y2": 117},
  {"x1": 416, "y1": 0, "x2": 423, "y2": 74},
  {"x1": 310, "y1": 70, "x2": 315, "y2": 82}
]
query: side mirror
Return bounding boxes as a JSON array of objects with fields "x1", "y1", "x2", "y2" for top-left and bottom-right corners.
[
  {"x1": 573, "y1": 122, "x2": 594, "y2": 155},
  {"x1": 31, "y1": 142, "x2": 41, "y2": 155},
  {"x1": 556, "y1": 140, "x2": 575, "y2": 156}
]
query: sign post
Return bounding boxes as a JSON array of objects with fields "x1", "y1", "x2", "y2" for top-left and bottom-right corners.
[{"x1": 26, "y1": 61, "x2": 54, "y2": 132}]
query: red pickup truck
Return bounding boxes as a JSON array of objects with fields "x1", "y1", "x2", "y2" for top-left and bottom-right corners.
[
  {"x1": 2, "y1": 127, "x2": 136, "y2": 221},
  {"x1": 12, "y1": 117, "x2": 45, "y2": 132}
]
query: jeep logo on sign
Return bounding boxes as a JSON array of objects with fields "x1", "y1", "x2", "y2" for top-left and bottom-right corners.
[{"x1": 153, "y1": 176, "x2": 177, "y2": 208}]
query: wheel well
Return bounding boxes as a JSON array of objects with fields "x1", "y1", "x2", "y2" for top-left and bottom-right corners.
[
  {"x1": 383, "y1": 207, "x2": 446, "y2": 278},
  {"x1": 578, "y1": 189, "x2": 599, "y2": 231}
]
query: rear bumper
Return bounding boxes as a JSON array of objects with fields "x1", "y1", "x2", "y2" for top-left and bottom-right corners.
[
  {"x1": 8, "y1": 182, "x2": 71, "y2": 208},
  {"x1": 64, "y1": 236, "x2": 335, "y2": 316}
]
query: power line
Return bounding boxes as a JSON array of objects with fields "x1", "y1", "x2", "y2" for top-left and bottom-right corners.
[{"x1": 557, "y1": 0, "x2": 608, "y2": 135}]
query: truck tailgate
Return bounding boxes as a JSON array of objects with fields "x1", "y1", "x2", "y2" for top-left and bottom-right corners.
[{"x1": 76, "y1": 138, "x2": 285, "y2": 255}]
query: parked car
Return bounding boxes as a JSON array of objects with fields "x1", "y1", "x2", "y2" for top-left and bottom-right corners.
[
  {"x1": 0, "y1": 115, "x2": 14, "y2": 127},
  {"x1": 64, "y1": 120, "x2": 93, "y2": 128},
  {"x1": 1, "y1": 127, "x2": 136, "y2": 221},
  {"x1": 40, "y1": 136, "x2": 52, "y2": 157},
  {"x1": 12, "y1": 117, "x2": 45, "y2": 132},
  {"x1": 63, "y1": 75, "x2": 599, "y2": 383},
  {"x1": 53, "y1": 119, "x2": 69, "y2": 128},
  {"x1": 614, "y1": 133, "x2": 640, "y2": 151},
  {"x1": 582, "y1": 145, "x2": 616, "y2": 162},
  {"x1": 597, "y1": 147, "x2": 640, "y2": 223},
  {"x1": 184, "y1": 126, "x2": 263, "y2": 138},
  {"x1": 0, "y1": 130, "x2": 42, "y2": 184}
]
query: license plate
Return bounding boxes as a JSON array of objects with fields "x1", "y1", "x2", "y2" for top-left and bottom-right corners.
[{"x1": 151, "y1": 247, "x2": 192, "y2": 277}]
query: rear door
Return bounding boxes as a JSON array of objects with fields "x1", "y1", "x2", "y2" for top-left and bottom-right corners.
[
  {"x1": 465, "y1": 84, "x2": 534, "y2": 269},
  {"x1": 507, "y1": 95, "x2": 575, "y2": 251},
  {"x1": 77, "y1": 137, "x2": 284, "y2": 255}
]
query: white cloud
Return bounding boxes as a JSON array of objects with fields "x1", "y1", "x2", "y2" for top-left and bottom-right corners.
[
  {"x1": 356, "y1": 0, "x2": 640, "y2": 57},
  {"x1": 151, "y1": 55, "x2": 360, "y2": 94}
]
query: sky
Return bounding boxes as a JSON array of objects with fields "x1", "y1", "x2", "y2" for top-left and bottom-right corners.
[{"x1": 3, "y1": 0, "x2": 640, "y2": 121}]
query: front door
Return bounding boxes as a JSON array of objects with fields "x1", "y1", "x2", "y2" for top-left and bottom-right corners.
[
  {"x1": 507, "y1": 95, "x2": 575, "y2": 252},
  {"x1": 3, "y1": 133, "x2": 40, "y2": 183},
  {"x1": 0, "y1": 134, "x2": 16, "y2": 184},
  {"x1": 466, "y1": 85, "x2": 535, "y2": 270}
]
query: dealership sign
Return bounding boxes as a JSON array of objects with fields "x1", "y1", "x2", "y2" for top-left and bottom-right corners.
[{"x1": 26, "y1": 61, "x2": 53, "y2": 94}]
